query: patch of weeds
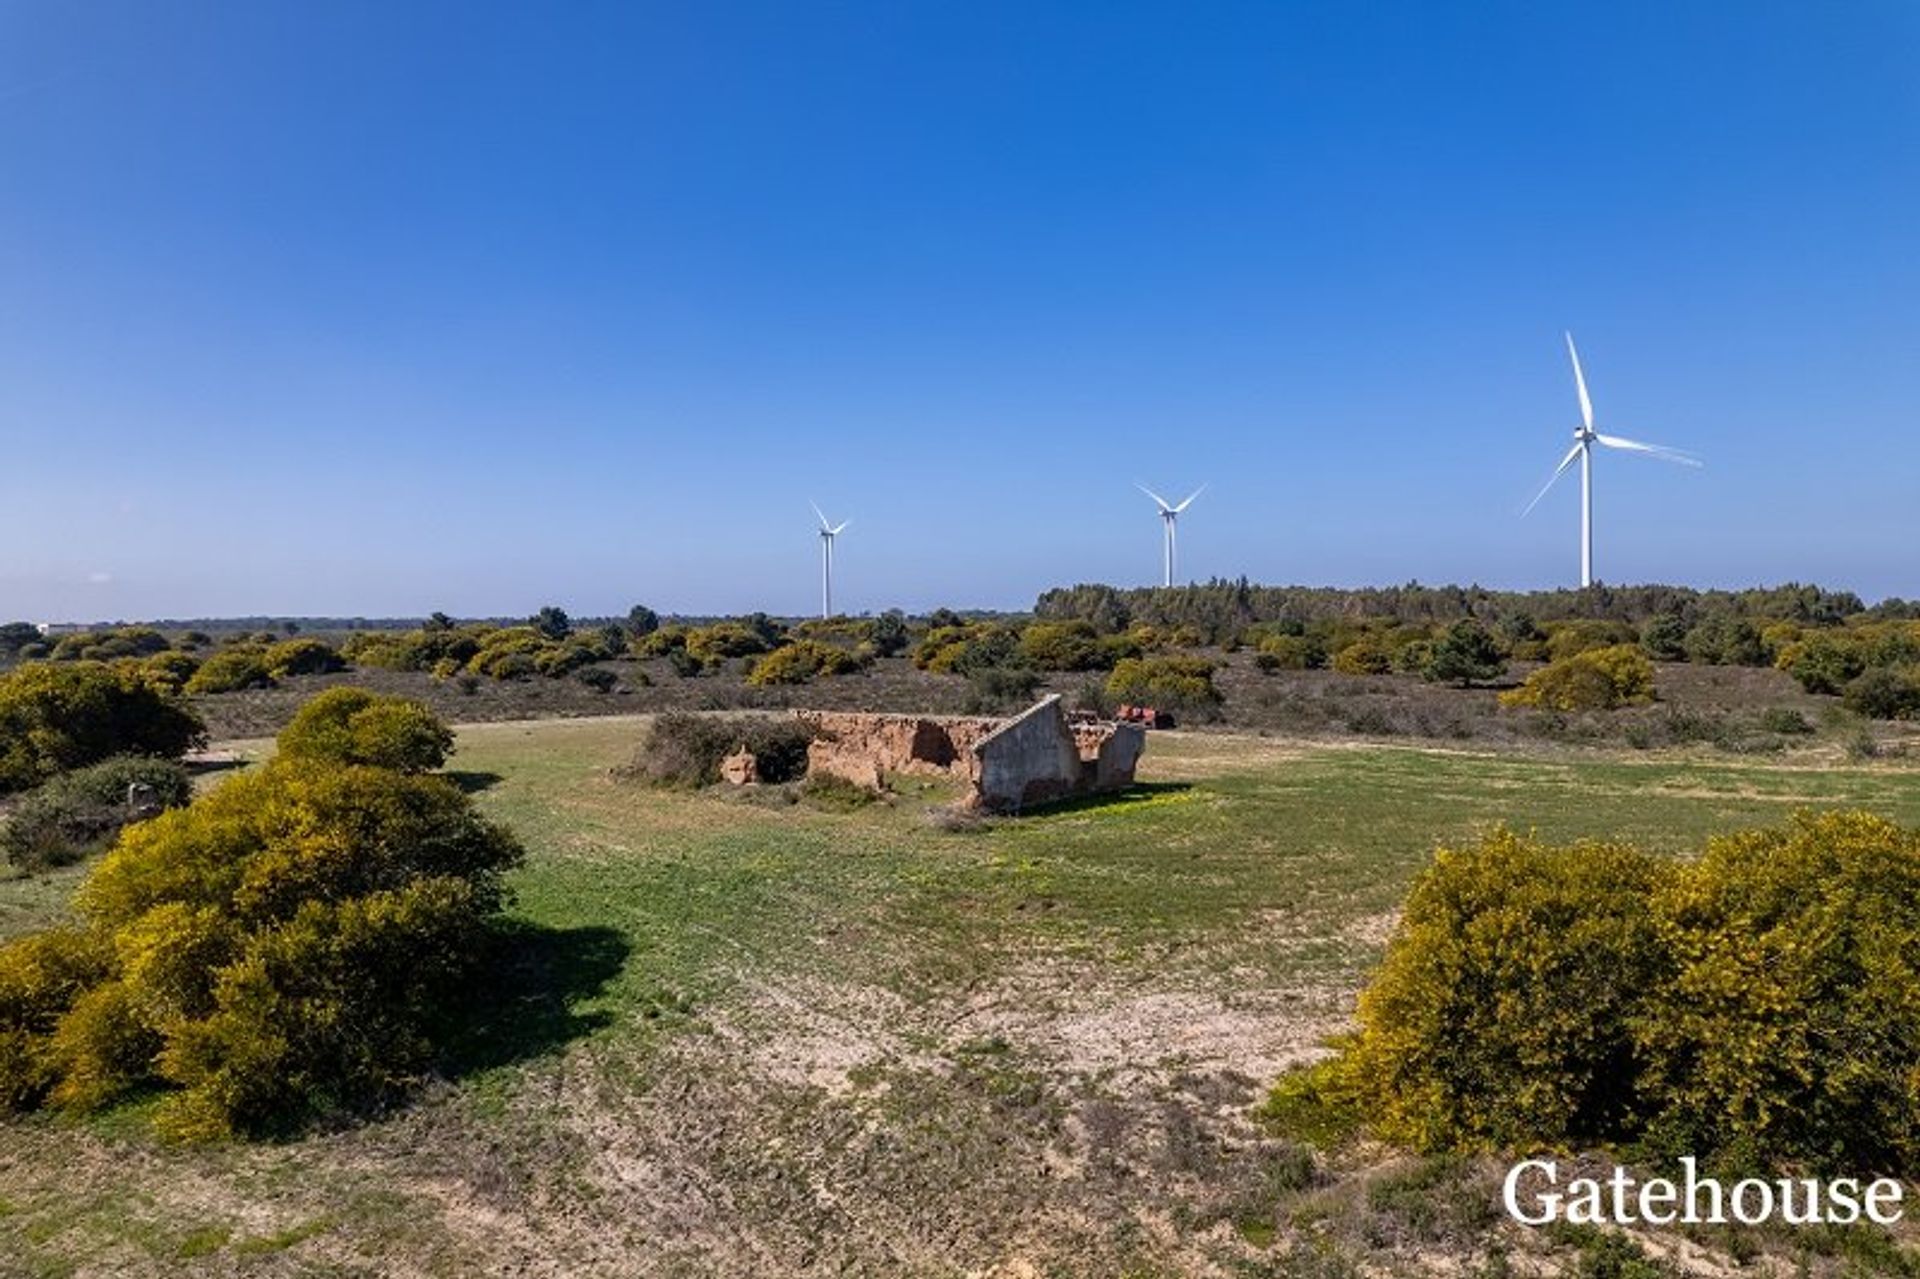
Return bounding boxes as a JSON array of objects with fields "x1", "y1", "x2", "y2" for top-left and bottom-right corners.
[
  {"x1": 799, "y1": 772, "x2": 881, "y2": 811},
  {"x1": 1545, "y1": 1225, "x2": 1675, "y2": 1278},
  {"x1": 1361, "y1": 1153, "x2": 1498, "y2": 1247},
  {"x1": 1846, "y1": 729, "x2": 1881, "y2": 760},
  {"x1": 233, "y1": 1216, "x2": 338, "y2": 1256},
  {"x1": 1757, "y1": 707, "x2": 1814, "y2": 735},
  {"x1": 175, "y1": 1226, "x2": 231, "y2": 1259},
  {"x1": 1257, "y1": 1059, "x2": 1364, "y2": 1150}
]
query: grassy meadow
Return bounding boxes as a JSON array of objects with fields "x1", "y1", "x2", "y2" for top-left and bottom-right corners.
[{"x1": 3, "y1": 718, "x2": 1919, "y2": 1276}]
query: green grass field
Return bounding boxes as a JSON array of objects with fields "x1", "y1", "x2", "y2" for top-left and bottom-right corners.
[{"x1": 3, "y1": 719, "x2": 1918, "y2": 1276}]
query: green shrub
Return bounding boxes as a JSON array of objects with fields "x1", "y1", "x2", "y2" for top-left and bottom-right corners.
[
  {"x1": 0, "y1": 760, "x2": 526, "y2": 1138},
  {"x1": 963, "y1": 664, "x2": 1041, "y2": 714},
  {"x1": 1756, "y1": 707, "x2": 1814, "y2": 735},
  {"x1": 530, "y1": 606, "x2": 572, "y2": 640},
  {"x1": 263, "y1": 638, "x2": 346, "y2": 678},
  {"x1": 276, "y1": 688, "x2": 454, "y2": 773},
  {"x1": 0, "y1": 662, "x2": 206, "y2": 794},
  {"x1": 1019, "y1": 621, "x2": 1106, "y2": 672},
  {"x1": 1545, "y1": 620, "x2": 1637, "y2": 662},
  {"x1": 1255, "y1": 634, "x2": 1328, "y2": 671},
  {"x1": 0, "y1": 928, "x2": 114, "y2": 1109},
  {"x1": 1842, "y1": 666, "x2": 1920, "y2": 720},
  {"x1": 574, "y1": 666, "x2": 619, "y2": 693},
  {"x1": 183, "y1": 648, "x2": 275, "y2": 695},
  {"x1": 1279, "y1": 811, "x2": 1920, "y2": 1178},
  {"x1": 1422, "y1": 620, "x2": 1507, "y2": 687},
  {"x1": 1105, "y1": 655, "x2": 1220, "y2": 715},
  {"x1": 1684, "y1": 615, "x2": 1766, "y2": 666},
  {"x1": 1637, "y1": 811, "x2": 1920, "y2": 1172},
  {"x1": 1297, "y1": 829, "x2": 1671, "y2": 1152},
  {"x1": 1639, "y1": 613, "x2": 1689, "y2": 662},
  {"x1": 621, "y1": 714, "x2": 815, "y2": 787},
  {"x1": 684, "y1": 623, "x2": 775, "y2": 664},
  {"x1": 1776, "y1": 633, "x2": 1866, "y2": 695},
  {"x1": 138, "y1": 651, "x2": 201, "y2": 695},
  {"x1": 1, "y1": 756, "x2": 194, "y2": 872},
  {"x1": 1332, "y1": 639, "x2": 1392, "y2": 675},
  {"x1": 1499, "y1": 645, "x2": 1654, "y2": 712},
  {"x1": 746, "y1": 640, "x2": 869, "y2": 687}
]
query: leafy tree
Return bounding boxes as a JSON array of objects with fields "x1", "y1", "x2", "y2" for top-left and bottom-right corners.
[
  {"x1": 0, "y1": 622, "x2": 40, "y2": 655},
  {"x1": 424, "y1": 612, "x2": 455, "y2": 632},
  {"x1": 1639, "y1": 613, "x2": 1688, "y2": 661},
  {"x1": 868, "y1": 610, "x2": 910, "y2": 657},
  {"x1": 626, "y1": 604, "x2": 660, "y2": 637},
  {"x1": 530, "y1": 606, "x2": 572, "y2": 640},
  {"x1": 1684, "y1": 615, "x2": 1765, "y2": 666},
  {"x1": 1423, "y1": 620, "x2": 1507, "y2": 687}
]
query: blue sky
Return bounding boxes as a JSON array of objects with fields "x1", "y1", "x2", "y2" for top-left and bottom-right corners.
[{"x1": 2, "y1": 2, "x2": 1915, "y2": 621}]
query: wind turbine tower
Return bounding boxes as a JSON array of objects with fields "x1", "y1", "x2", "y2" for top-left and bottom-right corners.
[
  {"x1": 1523, "y1": 334, "x2": 1700, "y2": 588},
  {"x1": 1138, "y1": 484, "x2": 1205, "y2": 588},
  {"x1": 810, "y1": 502, "x2": 850, "y2": 619}
]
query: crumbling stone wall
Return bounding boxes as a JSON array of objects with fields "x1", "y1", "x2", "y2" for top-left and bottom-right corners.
[
  {"x1": 795, "y1": 697, "x2": 1145, "y2": 813},
  {"x1": 794, "y1": 710, "x2": 1001, "y2": 791}
]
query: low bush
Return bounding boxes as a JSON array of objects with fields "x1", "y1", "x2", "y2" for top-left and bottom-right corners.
[
  {"x1": 1106, "y1": 655, "x2": 1221, "y2": 716},
  {"x1": 276, "y1": 688, "x2": 454, "y2": 773},
  {"x1": 1776, "y1": 633, "x2": 1866, "y2": 695},
  {"x1": 0, "y1": 663, "x2": 206, "y2": 794},
  {"x1": 621, "y1": 713, "x2": 815, "y2": 787},
  {"x1": 963, "y1": 664, "x2": 1041, "y2": 714},
  {"x1": 1285, "y1": 829, "x2": 1670, "y2": 1152},
  {"x1": 1842, "y1": 666, "x2": 1920, "y2": 720},
  {"x1": 1255, "y1": 634, "x2": 1328, "y2": 672},
  {"x1": 1275, "y1": 811, "x2": 1920, "y2": 1177},
  {"x1": 138, "y1": 651, "x2": 201, "y2": 695},
  {"x1": 1684, "y1": 615, "x2": 1766, "y2": 667},
  {"x1": 263, "y1": 638, "x2": 347, "y2": 678},
  {"x1": 574, "y1": 666, "x2": 619, "y2": 693},
  {"x1": 1019, "y1": 621, "x2": 1107, "y2": 672},
  {"x1": 1332, "y1": 639, "x2": 1392, "y2": 676},
  {"x1": 1, "y1": 757, "x2": 194, "y2": 872},
  {"x1": 1637, "y1": 811, "x2": 1920, "y2": 1172},
  {"x1": 0, "y1": 760, "x2": 524, "y2": 1137},
  {"x1": 1499, "y1": 645, "x2": 1654, "y2": 712},
  {"x1": 183, "y1": 648, "x2": 275, "y2": 695},
  {"x1": 1422, "y1": 620, "x2": 1506, "y2": 687},
  {"x1": 746, "y1": 640, "x2": 868, "y2": 687}
]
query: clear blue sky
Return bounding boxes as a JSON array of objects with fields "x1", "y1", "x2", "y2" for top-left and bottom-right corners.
[{"x1": 2, "y1": 2, "x2": 1915, "y2": 621}]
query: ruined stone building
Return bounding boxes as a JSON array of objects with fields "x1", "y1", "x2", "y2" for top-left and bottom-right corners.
[{"x1": 796, "y1": 695, "x2": 1145, "y2": 813}]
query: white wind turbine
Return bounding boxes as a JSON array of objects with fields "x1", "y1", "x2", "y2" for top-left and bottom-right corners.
[
  {"x1": 1523, "y1": 333, "x2": 1700, "y2": 588},
  {"x1": 810, "y1": 502, "x2": 850, "y2": 619},
  {"x1": 1137, "y1": 483, "x2": 1205, "y2": 588}
]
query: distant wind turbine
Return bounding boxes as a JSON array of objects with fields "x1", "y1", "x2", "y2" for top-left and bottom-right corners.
[
  {"x1": 810, "y1": 502, "x2": 850, "y2": 619},
  {"x1": 1137, "y1": 483, "x2": 1205, "y2": 588},
  {"x1": 1522, "y1": 333, "x2": 1700, "y2": 588}
]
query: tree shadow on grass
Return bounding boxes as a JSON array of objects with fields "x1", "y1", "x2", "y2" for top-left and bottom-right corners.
[
  {"x1": 445, "y1": 769, "x2": 505, "y2": 794},
  {"x1": 437, "y1": 920, "x2": 631, "y2": 1078}
]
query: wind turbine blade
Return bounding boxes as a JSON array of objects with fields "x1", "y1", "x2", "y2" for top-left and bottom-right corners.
[
  {"x1": 1135, "y1": 483, "x2": 1173, "y2": 512},
  {"x1": 1565, "y1": 332, "x2": 1594, "y2": 431},
  {"x1": 1522, "y1": 442, "x2": 1584, "y2": 516},
  {"x1": 809, "y1": 500, "x2": 831, "y2": 530},
  {"x1": 1172, "y1": 483, "x2": 1207, "y2": 513},
  {"x1": 829, "y1": 520, "x2": 851, "y2": 535},
  {"x1": 1594, "y1": 434, "x2": 1702, "y2": 466}
]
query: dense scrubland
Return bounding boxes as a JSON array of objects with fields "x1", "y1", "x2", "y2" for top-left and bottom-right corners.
[{"x1": 2, "y1": 583, "x2": 1919, "y2": 1275}]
